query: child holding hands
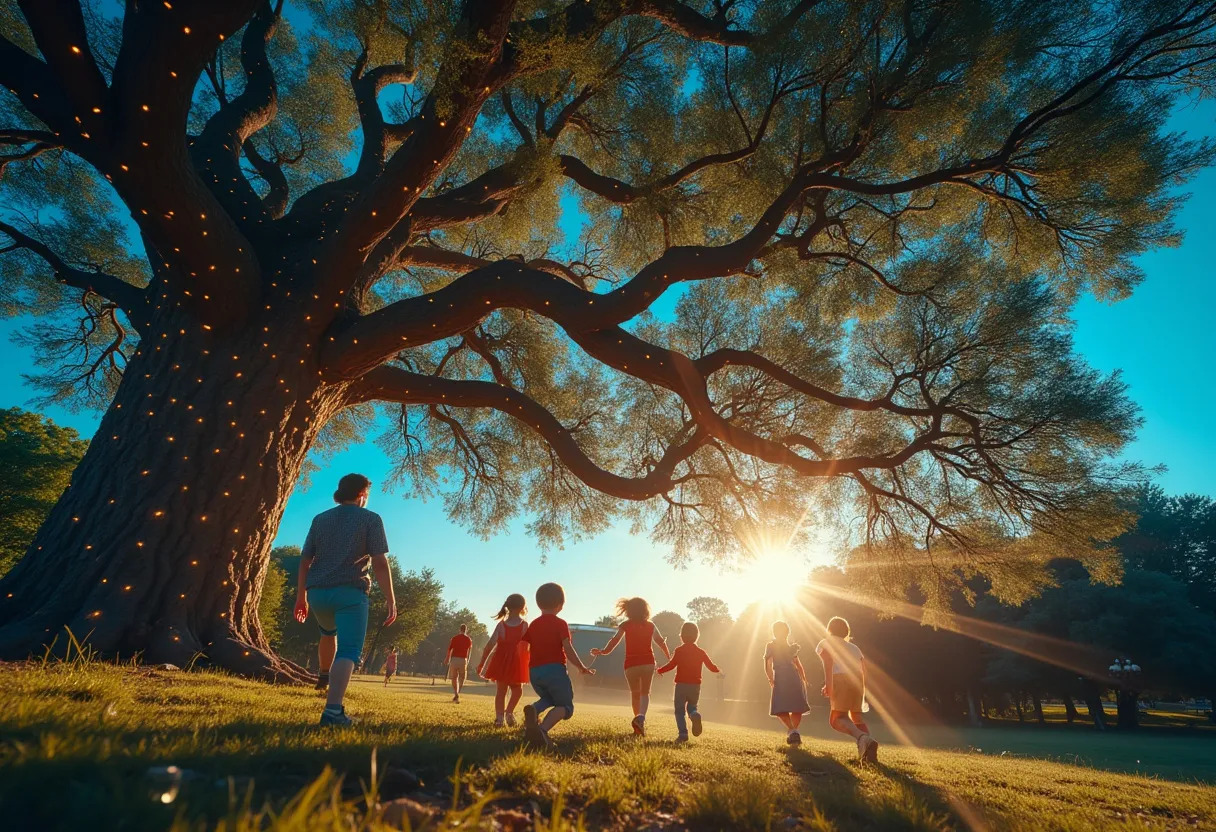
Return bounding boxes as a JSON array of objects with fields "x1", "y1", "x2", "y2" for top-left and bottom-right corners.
[
  {"x1": 656, "y1": 621, "x2": 721, "y2": 742},
  {"x1": 521, "y1": 583, "x2": 595, "y2": 750}
]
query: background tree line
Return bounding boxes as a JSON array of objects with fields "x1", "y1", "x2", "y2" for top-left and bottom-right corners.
[{"x1": 598, "y1": 486, "x2": 1216, "y2": 729}]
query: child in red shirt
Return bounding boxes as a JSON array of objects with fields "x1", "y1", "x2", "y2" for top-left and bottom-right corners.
[
  {"x1": 591, "y1": 596, "x2": 670, "y2": 736},
  {"x1": 657, "y1": 621, "x2": 721, "y2": 742},
  {"x1": 445, "y1": 624, "x2": 473, "y2": 703},
  {"x1": 521, "y1": 582, "x2": 595, "y2": 750}
]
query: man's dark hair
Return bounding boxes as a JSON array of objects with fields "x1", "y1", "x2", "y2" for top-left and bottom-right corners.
[
  {"x1": 536, "y1": 582, "x2": 565, "y2": 609},
  {"x1": 334, "y1": 473, "x2": 371, "y2": 503}
]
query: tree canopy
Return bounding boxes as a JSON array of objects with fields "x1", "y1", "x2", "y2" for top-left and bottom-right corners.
[
  {"x1": 2, "y1": 0, "x2": 1216, "y2": 672},
  {"x1": 0, "y1": 408, "x2": 87, "y2": 575}
]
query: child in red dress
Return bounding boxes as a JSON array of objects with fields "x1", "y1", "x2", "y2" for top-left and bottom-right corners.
[
  {"x1": 591, "y1": 597, "x2": 671, "y2": 736},
  {"x1": 476, "y1": 593, "x2": 531, "y2": 727}
]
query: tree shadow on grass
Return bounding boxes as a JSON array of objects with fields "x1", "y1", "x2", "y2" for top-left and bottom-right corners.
[{"x1": 781, "y1": 746, "x2": 982, "y2": 832}]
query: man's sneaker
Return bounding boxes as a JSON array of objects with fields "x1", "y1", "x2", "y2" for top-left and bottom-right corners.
[
  {"x1": 314, "y1": 672, "x2": 329, "y2": 692},
  {"x1": 788, "y1": 731, "x2": 801, "y2": 746},
  {"x1": 862, "y1": 735, "x2": 880, "y2": 764},
  {"x1": 523, "y1": 704, "x2": 546, "y2": 750},
  {"x1": 631, "y1": 715, "x2": 645, "y2": 737},
  {"x1": 505, "y1": 712, "x2": 517, "y2": 727},
  {"x1": 319, "y1": 705, "x2": 352, "y2": 727},
  {"x1": 675, "y1": 733, "x2": 689, "y2": 743},
  {"x1": 690, "y1": 712, "x2": 703, "y2": 737}
]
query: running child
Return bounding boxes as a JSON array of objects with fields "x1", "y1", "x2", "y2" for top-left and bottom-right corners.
[
  {"x1": 764, "y1": 620, "x2": 810, "y2": 745},
  {"x1": 521, "y1": 582, "x2": 595, "y2": 750},
  {"x1": 656, "y1": 621, "x2": 721, "y2": 742},
  {"x1": 445, "y1": 623, "x2": 473, "y2": 703},
  {"x1": 591, "y1": 597, "x2": 671, "y2": 736},
  {"x1": 476, "y1": 593, "x2": 531, "y2": 727},
  {"x1": 816, "y1": 616, "x2": 878, "y2": 762},
  {"x1": 383, "y1": 648, "x2": 398, "y2": 687}
]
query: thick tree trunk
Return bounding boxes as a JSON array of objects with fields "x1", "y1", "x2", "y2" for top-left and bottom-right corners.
[
  {"x1": 1032, "y1": 692, "x2": 1045, "y2": 724},
  {"x1": 1063, "y1": 695, "x2": 1079, "y2": 723},
  {"x1": 1082, "y1": 680, "x2": 1107, "y2": 730},
  {"x1": 0, "y1": 320, "x2": 347, "y2": 679}
]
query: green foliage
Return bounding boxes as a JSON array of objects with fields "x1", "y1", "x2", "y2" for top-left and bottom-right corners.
[
  {"x1": 0, "y1": 408, "x2": 86, "y2": 575},
  {"x1": 399, "y1": 600, "x2": 488, "y2": 676},
  {"x1": 258, "y1": 557, "x2": 289, "y2": 648}
]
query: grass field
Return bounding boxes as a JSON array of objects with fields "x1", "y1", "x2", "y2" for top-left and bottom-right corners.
[{"x1": 3, "y1": 662, "x2": 1215, "y2": 831}]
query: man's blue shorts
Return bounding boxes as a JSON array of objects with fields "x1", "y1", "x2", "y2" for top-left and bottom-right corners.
[
  {"x1": 307, "y1": 585, "x2": 369, "y2": 664},
  {"x1": 529, "y1": 662, "x2": 575, "y2": 718}
]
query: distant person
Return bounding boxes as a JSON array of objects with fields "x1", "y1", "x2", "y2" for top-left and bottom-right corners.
[
  {"x1": 764, "y1": 620, "x2": 809, "y2": 745},
  {"x1": 521, "y1": 582, "x2": 596, "y2": 750},
  {"x1": 591, "y1": 596, "x2": 671, "y2": 736},
  {"x1": 383, "y1": 648, "x2": 398, "y2": 687},
  {"x1": 656, "y1": 621, "x2": 721, "y2": 742},
  {"x1": 816, "y1": 616, "x2": 878, "y2": 762},
  {"x1": 445, "y1": 623, "x2": 473, "y2": 703},
  {"x1": 293, "y1": 473, "x2": 397, "y2": 726},
  {"x1": 476, "y1": 593, "x2": 531, "y2": 726}
]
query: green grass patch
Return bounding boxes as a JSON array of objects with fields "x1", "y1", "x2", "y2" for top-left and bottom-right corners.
[{"x1": 2, "y1": 662, "x2": 1215, "y2": 830}]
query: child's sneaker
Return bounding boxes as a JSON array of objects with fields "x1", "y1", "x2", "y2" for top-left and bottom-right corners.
[
  {"x1": 523, "y1": 704, "x2": 546, "y2": 750},
  {"x1": 690, "y1": 712, "x2": 703, "y2": 737},
  {"x1": 787, "y1": 731, "x2": 801, "y2": 746},
  {"x1": 319, "y1": 705, "x2": 352, "y2": 726},
  {"x1": 494, "y1": 715, "x2": 505, "y2": 727},
  {"x1": 861, "y1": 735, "x2": 879, "y2": 764},
  {"x1": 675, "y1": 733, "x2": 689, "y2": 743},
  {"x1": 505, "y1": 712, "x2": 517, "y2": 727},
  {"x1": 631, "y1": 715, "x2": 645, "y2": 736}
]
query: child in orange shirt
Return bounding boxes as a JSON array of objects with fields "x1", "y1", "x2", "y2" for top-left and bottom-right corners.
[
  {"x1": 656, "y1": 622, "x2": 721, "y2": 742},
  {"x1": 521, "y1": 583, "x2": 595, "y2": 750},
  {"x1": 591, "y1": 596, "x2": 671, "y2": 736},
  {"x1": 476, "y1": 593, "x2": 531, "y2": 727}
]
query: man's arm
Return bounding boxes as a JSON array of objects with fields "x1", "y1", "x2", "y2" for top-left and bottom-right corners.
[
  {"x1": 293, "y1": 527, "x2": 315, "y2": 622},
  {"x1": 371, "y1": 553, "x2": 397, "y2": 626}
]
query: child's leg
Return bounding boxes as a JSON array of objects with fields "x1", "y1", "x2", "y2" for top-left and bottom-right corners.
[
  {"x1": 506, "y1": 683, "x2": 523, "y2": 714},
  {"x1": 673, "y1": 685, "x2": 689, "y2": 736},
  {"x1": 495, "y1": 681, "x2": 508, "y2": 719},
  {"x1": 627, "y1": 671, "x2": 642, "y2": 715},
  {"x1": 637, "y1": 666, "x2": 654, "y2": 718},
  {"x1": 790, "y1": 712, "x2": 802, "y2": 730},
  {"x1": 540, "y1": 706, "x2": 568, "y2": 732},
  {"x1": 849, "y1": 711, "x2": 870, "y2": 735},
  {"x1": 829, "y1": 710, "x2": 865, "y2": 739},
  {"x1": 775, "y1": 712, "x2": 794, "y2": 731}
]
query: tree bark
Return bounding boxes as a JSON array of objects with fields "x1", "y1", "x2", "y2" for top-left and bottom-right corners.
[
  {"x1": 1063, "y1": 695, "x2": 1079, "y2": 723},
  {"x1": 1082, "y1": 680, "x2": 1107, "y2": 730},
  {"x1": 0, "y1": 317, "x2": 348, "y2": 679},
  {"x1": 1032, "y1": 691, "x2": 1045, "y2": 724},
  {"x1": 1116, "y1": 688, "x2": 1140, "y2": 730}
]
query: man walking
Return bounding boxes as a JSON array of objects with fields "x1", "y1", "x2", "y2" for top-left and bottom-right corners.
[{"x1": 294, "y1": 473, "x2": 397, "y2": 725}]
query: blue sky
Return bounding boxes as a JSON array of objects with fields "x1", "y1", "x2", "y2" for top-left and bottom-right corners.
[{"x1": 2, "y1": 103, "x2": 1213, "y2": 633}]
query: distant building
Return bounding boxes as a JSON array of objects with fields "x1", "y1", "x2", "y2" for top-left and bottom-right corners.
[{"x1": 568, "y1": 623, "x2": 626, "y2": 690}]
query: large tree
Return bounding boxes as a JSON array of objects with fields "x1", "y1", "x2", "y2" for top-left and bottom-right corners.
[{"x1": 1, "y1": 0, "x2": 1214, "y2": 677}]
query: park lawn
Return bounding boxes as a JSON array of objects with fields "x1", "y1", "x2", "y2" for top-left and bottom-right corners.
[{"x1": 2, "y1": 662, "x2": 1215, "y2": 831}]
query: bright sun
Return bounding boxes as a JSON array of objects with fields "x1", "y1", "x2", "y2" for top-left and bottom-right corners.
[{"x1": 729, "y1": 545, "x2": 810, "y2": 611}]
